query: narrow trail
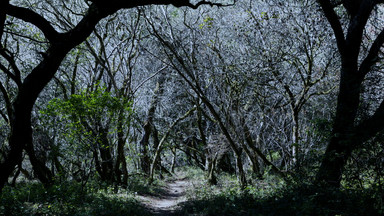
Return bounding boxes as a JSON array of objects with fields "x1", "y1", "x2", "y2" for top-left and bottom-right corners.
[{"x1": 136, "y1": 178, "x2": 190, "y2": 216}]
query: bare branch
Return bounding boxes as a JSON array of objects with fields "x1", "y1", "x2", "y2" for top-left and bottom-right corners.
[
  {"x1": 187, "y1": 0, "x2": 235, "y2": 9},
  {"x1": 0, "y1": 0, "x2": 9, "y2": 40},
  {"x1": 89, "y1": 0, "x2": 234, "y2": 9},
  {"x1": 358, "y1": 28, "x2": 384, "y2": 77},
  {"x1": 88, "y1": 0, "x2": 236, "y2": 9},
  {"x1": 354, "y1": 98, "x2": 384, "y2": 147},
  {"x1": 0, "y1": 47, "x2": 22, "y2": 87},
  {"x1": 133, "y1": 66, "x2": 168, "y2": 95},
  {"x1": 317, "y1": 0, "x2": 346, "y2": 54},
  {"x1": 6, "y1": 4, "x2": 59, "y2": 42},
  {"x1": 344, "y1": 1, "x2": 376, "y2": 58},
  {"x1": 0, "y1": 81, "x2": 11, "y2": 124}
]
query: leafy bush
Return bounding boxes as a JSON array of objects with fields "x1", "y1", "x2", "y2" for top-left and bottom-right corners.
[
  {"x1": 0, "y1": 181, "x2": 151, "y2": 216},
  {"x1": 179, "y1": 170, "x2": 383, "y2": 216},
  {"x1": 126, "y1": 174, "x2": 167, "y2": 196}
]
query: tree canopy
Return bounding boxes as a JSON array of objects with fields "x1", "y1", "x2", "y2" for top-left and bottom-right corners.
[{"x1": 1, "y1": 0, "x2": 384, "y2": 215}]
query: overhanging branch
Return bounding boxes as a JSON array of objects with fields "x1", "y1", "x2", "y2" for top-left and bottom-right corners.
[
  {"x1": 6, "y1": 4, "x2": 59, "y2": 42},
  {"x1": 0, "y1": 0, "x2": 9, "y2": 40},
  {"x1": 317, "y1": 0, "x2": 346, "y2": 54},
  {"x1": 353, "y1": 99, "x2": 384, "y2": 148},
  {"x1": 182, "y1": 0, "x2": 235, "y2": 9},
  {"x1": 359, "y1": 28, "x2": 384, "y2": 77},
  {"x1": 89, "y1": 0, "x2": 234, "y2": 9}
]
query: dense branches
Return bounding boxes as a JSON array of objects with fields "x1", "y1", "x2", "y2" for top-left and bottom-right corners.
[
  {"x1": 316, "y1": 0, "x2": 384, "y2": 186},
  {"x1": 0, "y1": 0, "x2": 224, "y2": 192},
  {"x1": 0, "y1": 0, "x2": 384, "y2": 202}
]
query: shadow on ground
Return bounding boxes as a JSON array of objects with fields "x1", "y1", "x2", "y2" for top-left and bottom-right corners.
[
  {"x1": 138, "y1": 178, "x2": 189, "y2": 216},
  {"x1": 169, "y1": 185, "x2": 382, "y2": 216}
]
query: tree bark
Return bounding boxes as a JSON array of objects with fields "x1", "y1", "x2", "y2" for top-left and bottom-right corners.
[
  {"x1": 98, "y1": 129, "x2": 115, "y2": 182},
  {"x1": 170, "y1": 147, "x2": 176, "y2": 173},
  {"x1": 139, "y1": 75, "x2": 165, "y2": 175},
  {"x1": 24, "y1": 140, "x2": 54, "y2": 187},
  {"x1": 291, "y1": 109, "x2": 299, "y2": 165},
  {"x1": 0, "y1": 2, "x2": 119, "y2": 192},
  {"x1": 115, "y1": 114, "x2": 129, "y2": 185},
  {"x1": 149, "y1": 107, "x2": 196, "y2": 183},
  {"x1": 207, "y1": 153, "x2": 218, "y2": 185},
  {"x1": 315, "y1": 66, "x2": 361, "y2": 186},
  {"x1": 0, "y1": 0, "x2": 214, "y2": 194},
  {"x1": 315, "y1": 0, "x2": 380, "y2": 187}
]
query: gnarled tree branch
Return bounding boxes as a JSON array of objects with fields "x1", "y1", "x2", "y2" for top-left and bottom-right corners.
[
  {"x1": 317, "y1": 0, "x2": 346, "y2": 54},
  {"x1": 6, "y1": 5, "x2": 59, "y2": 42},
  {"x1": 359, "y1": 28, "x2": 384, "y2": 77}
]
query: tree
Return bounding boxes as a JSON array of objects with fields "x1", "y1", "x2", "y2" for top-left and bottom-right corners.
[
  {"x1": 0, "y1": 0, "x2": 228, "y2": 193},
  {"x1": 42, "y1": 84, "x2": 134, "y2": 183},
  {"x1": 316, "y1": 0, "x2": 384, "y2": 187},
  {"x1": 244, "y1": 0, "x2": 338, "y2": 167},
  {"x1": 144, "y1": 7, "x2": 250, "y2": 187}
]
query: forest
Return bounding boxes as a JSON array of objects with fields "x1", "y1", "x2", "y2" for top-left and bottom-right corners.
[{"x1": 0, "y1": 0, "x2": 384, "y2": 215}]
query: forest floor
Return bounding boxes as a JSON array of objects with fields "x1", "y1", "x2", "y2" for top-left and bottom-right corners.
[
  {"x1": 1, "y1": 167, "x2": 381, "y2": 216},
  {"x1": 136, "y1": 177, "x2": 190, "y2": 216}
]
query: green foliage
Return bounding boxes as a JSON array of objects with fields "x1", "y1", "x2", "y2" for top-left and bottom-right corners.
[
  {"x1": 342, "y1": 132, "x2": 384, "y2": 193},
  {"x1": 311, "y1": 118, "x2": 333, "y2": 143},
  {"x1": 3, "y1": 167, "x2": 383, "y2": 216},
  {"x1": 126, "y1": 174, "x2": 167, "y2": 196},
  {"x1": 181, "y1": 184, "x2": 383, "y2": 216},
  {"x1": 178, "y1": 166, "x2": 206, "y2": 181},
  {"x1": 199, "y1": 16, "x2": 214, "y2": 29},
  {"x1": 178, "y1": 168, "x2": 383, "y2": 216},
  {"x1": 40, "y1": 84, "x2": 134, "y2": 152},
  {"x1": 43, "y1": 84, "x2": 133, "y2": 124},
  {"x1": 0, "y1": 181, "x2": 151, "y2": 216}
]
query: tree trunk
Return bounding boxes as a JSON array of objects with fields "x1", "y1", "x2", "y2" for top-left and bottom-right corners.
[
  {"x1": 170, "y1": 147, "x2": 176, "y2": 173},
  {"x1": 243, "y1": 124, "x2": 284, "y2": 178},
  {"x1": 207, "y1": 153, "x2": 218, "y2": 185},
  {"x1": 236, "y1": 155, "x2": 247, "y2": 189},
  {"x1": 93, "y1": 150, "x2": 103, "y2": 180},
  {"x1": 316, "y1": 135, "x2": 354, "y2": 187},
  {"x1": 139, "y1": 75, "x2": 165, "y2": 175},
  {"x1": 291, "y1": 109, "x2": 299, "y2": 166},
  {"x1": 0, "y1": 88, "x2": 44, "y2": 190},
  {"x1": 314, "y1": 0, "x2": 384, "y2": 188},
  {"x1": 196, "y1": 103, "x2": 209, "y2": 171},
  {"x1": 149, "y1": 107, "x2": 196, "y2": 183},
  {"x1": 24, "y1": 140, "x2": 54, "y2": 187},
  {"x1": 152, "y1": 125, "x2": 163, "y2": 179},
  {"x1": 0, "y1": 3, "x2": 118, "y2": 193},
  {"x1": 114, "y1": 113, "x2": 129, "y2": 185},
  {"x1": 242, "y1": 143, "x2": 262, "y2": 178},
  {"x1": 315, "y1": 61, "x2": 361, "y2": 187},
  {"x1": 139, "y1": 123, "x2": 151, "y2": 175},
  {"x1": 98, "y1": 129, "x2": 115, "y2": 182},
  {"x1": 53, "y1": 155, "x2": 65, "y2": 181}
]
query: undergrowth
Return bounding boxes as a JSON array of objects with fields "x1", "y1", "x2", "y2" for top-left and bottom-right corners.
[
  {"x1": 2, "y1": 167, "x2": 383, "y2": 216},
  {"x1": 177, "y1": 167, "x2": 384, "y2": 216},
  {"x1": 0, "y1": 176, "x2": 157, "y2": 216}
]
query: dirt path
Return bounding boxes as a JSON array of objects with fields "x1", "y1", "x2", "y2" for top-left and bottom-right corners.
[{"x1": 136, "y1": 179, "x2": 190, "y2": 215}]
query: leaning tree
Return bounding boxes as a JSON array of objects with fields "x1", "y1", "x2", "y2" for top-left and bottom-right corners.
[
  {"x1": 0, "y1": 0, "x2": 230, "y2": 193},
  {"x1": 316, "y1": 0, "x2": 384, "y2": 187}
]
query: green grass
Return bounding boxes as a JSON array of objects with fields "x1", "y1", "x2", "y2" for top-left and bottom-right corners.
[
  {"x1": 176, "y1": 167, "x2": 384, "y2": 216},
  {"x1": 180, "y1": 186, "x2": 383, "y2": 215},
  {"x1": 0, "y1": 179, "x2": 153, "y2": 216},
  {"x1": 126, "y1": 174, "x2": 168, "y2": 196},
  {"x1": 2, "y1": 167, "x2": 383, "y2": 216}
]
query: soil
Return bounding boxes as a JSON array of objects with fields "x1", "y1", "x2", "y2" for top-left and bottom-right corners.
[{"x1": 136, "y1": 178, "x2": 190, "y2": 216}]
